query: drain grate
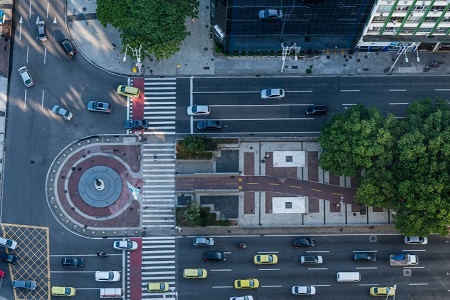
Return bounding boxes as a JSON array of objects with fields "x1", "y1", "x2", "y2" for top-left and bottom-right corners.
[{"x1": 363, "y1": 67, "x2": 370, "y2": 72}]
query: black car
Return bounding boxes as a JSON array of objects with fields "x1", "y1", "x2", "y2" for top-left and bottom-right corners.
[
  {"x1": 124, "y1": 119, "x2": 149, "y2": 130},
  {"x1": 60, "y1": 37, "x2": 77, "y2": 57},
  {"x1": 352, "y1": 252, "x2": 376, "y2": 262},
  {"x1": 62, "y1": 257, "x2": 84, "y2": 268},
  {"x1": 0, "y1": 252, "x2": 18, "y2": 264},
  {"x1": 292, "y1": 237, "x2": 315, "y2": 248},
  {"x1": 203, "y1": 251, "x2": 227, "y2": 262},
  {"x1": 197, "y1": 120, "x2": 223, "y2": 131},
  {"x1": 305, "y1": 105, "x2": 328, "y2": 116}
]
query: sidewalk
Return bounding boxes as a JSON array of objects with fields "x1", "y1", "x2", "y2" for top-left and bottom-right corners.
[{"x1": 67, "y1": 0, "x2": 450, "y2": 77}]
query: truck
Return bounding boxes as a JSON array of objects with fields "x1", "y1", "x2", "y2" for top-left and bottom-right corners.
[{"x1": 389, "y1": 253, "x2": 419, "y2": 266}]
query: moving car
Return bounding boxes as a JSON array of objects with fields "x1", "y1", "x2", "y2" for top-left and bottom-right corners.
[
  {"x1": 12, "y1": 280, "x2": 36, "y2": 290},
  {"x1": 192, "y1": 237, "x2": 214, "y2": 247},
  {"x1": 234, "y1": 278, "x2": 259, "y2": 289},
  {"x1": 87, "y1": 101, "x2": 112, "y2": 113},
  {"x1": 18, "y1": 66, "x2": 34, "y2": 87},
  {"x1": 124, "y1": 119, "x2": 149, "y2": 130},
  {"x1": 36, "y1": 20, "x2": 47, "y2": 41},
  {"x1": 261, "y1": 88, "x2": 285, "y2": 99},
  {"x1": 183, "y1": 268, "x2": 207, "y2": 278},
  {"x1": 51, "y1": 286, "x2": 76, "y2": 297},
  {"x1": 353, "y1": 252, "x2": 376, "y2": 262},
  {"x1": 369, "y1": 286, "x2": 395, "y2": 297},
  {"x1": 117, "y1": 85, "x2": 140, "y2": 98},
  {"x1": 52, "y1": 105, "x2": 73, "y2": 121},
  {"x1": 292, "y1": 237, "x2": 315, "y2": 248},
  {"x1": 305, "y1": 105, "x2": 328, "y2": 116},
  {"x1": 254, "y1": 254, "x2": 278, "y2": 265},
  {"x1": 197, "y1": 120, "x2": 222, "y2": 131},
  {"x1": 404, "y1": 236, "x2": 428, "y2": 245},
  {"x1": 299, "y1": 255, "x2": 323, "y2": 265},
  {"x1": 0, "y1": 253, "x2": 18, "y2": 264},
  {"x1": 259, "y1": 9, "x2": 282, "y2": 20},
  {"x1": 113, "y1": 240, "x2": 138, "y2": 250},
  {"x1": 147, "y1": 282, "x2": 169, "y2": 292},
  {"x1": 292, "y1": 285, "x2": 316, "y2": 295},
  {"x1": 60, "y1": 37, "x2": 76, "y2": 57},
  {"x1": 203, "y1": 251, "x2": 227, "y2": 262},
  {"x1": 0, "y1": 236, "x2": 17, "y2": 250},
  {"x1": 230, "y1": 296, "x2": 254, "y2": 300},
  {"x1": 62, "y1": 257, "x2": 84, "y2": 268},
  {"x1": 95, "y1": 271, "x2": 120, "y2": 282},
  {"x1": 187, "y1": 105, "x2": 211, "y2": 116}
]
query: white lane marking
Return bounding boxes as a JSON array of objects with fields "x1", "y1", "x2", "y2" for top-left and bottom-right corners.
[
  {"x1": 353, "y1": 250, "x2": 378, "y2": 252},
  {"x1": 23, "y1": 90, "x2": 27, "y2": 109},
  {"x1": 359, "y1": 284, "x2": 378, "y2": 286},
  {"x1": 389, "y1": 89, "x2": 407, "y2": 92},
  {"x1": 262, "y1": 285, "x2": 282, "y2": 288},
  {"x1": 308, "y1": 268, "x2": 327, "y2": 270},
  {"x1": 41, "y1": 90, "x2": 44, "y2": 107},
  {"x1": 212, "y1": 286, "x2": 233, "y2": 289},
  {"x1": 355, "y1": 267, "x2": 377, "y2": 270},
  {"x1": 190, "y1": 76, "x2": 193, "y2": 134},
  {"x1": 259, "y1": 268, "x2": 280, "y2": 271},
  {"x1": 409, "y1": 283, "x2": 428, "y2": 286},
  {"x1": 289, "y1": 90, "x2": 313, "y2": 93},
  {"x1": 314, "y1": 285, "x2": 331, "y2": 287},
  {"x1": 47, "y1": 2, "x2": 49, "y2": 18},
  {"x1": 402, "y1": 249, "x2": 426, "y2": 252},
  {"x1": 19, "y1": 17, "x2": 23, "y2": 40},
  {"x1": 341, "y1": 90, "x2": 360, "y2": 92},
  {"x1": 256, "y1": 251, "x2": 279, "y2": 254},
  {"x1": 27, "y1": 46, "x2": 29, "y2": 63},
  {"x1": 436, "y1": 89, "x2": 450, "y2": 91},
  {"x1": 44, "y1": 48, "x2": 47, "y2": 64},
  {"x1": 342, "y1": 103, "x2": 357, "y2": 106},
  {"x1": 306, "y1": 251, "x2": 330, "y2": 253},
  {"x1": 194, "y1": 91, "x2": 258, "y2": 94},
  {"x1": 210, "y1": 269, "x2": 232, "y2": 272},
  {"x1": 29, "y1": 2, "x2": 32, "y2": 19},
  {"x1": 389, "y1": 102, "x2": 409, "y2": 105},
  {"x1": 406, "y1": 266, "x2": 425, "y2": 269}
]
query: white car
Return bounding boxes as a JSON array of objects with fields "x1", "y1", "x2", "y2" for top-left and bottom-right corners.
[
  {"x1": 18, "y1": 66, "x2": 34, "y2": 87},
  {"x1": 404, "y1": 236, "x2": 428, "y2": 245},
  {"x1": 0, "y1": 236, "x2": 17, "y2": 250},
  {"x1": 36, "y1": 20, "x2": 47, "y2": 41},
  {"x1": 51, "y1": 105, "x2": 73, "y2": 121},
  {"x1": 261, "y1": 88, "x2": 285, "y2": 99},
  {"x1": 187, "y1": 105, "x2": 211, "y2": 116},
  {"x1": 292, "y1": 285, "x2": 316, "y2": 295},
  {"x1": 113, "y1": 240, "x2": 138, "y2": 250},
  {"x1": 230, "y1": 296, "x2": 254, "y2": 300},
  {"x1": 95, "y1": 271, "x2": 120, "y2": 282}
]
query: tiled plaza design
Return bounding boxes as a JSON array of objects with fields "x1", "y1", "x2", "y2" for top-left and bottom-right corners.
[{"x1": 46, "y1": 136, "x2": 145, "y2": 237}]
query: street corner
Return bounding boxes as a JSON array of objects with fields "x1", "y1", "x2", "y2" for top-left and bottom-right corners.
[{"x1": 46, "y1": 137, "x2": 146, "y2": 237}]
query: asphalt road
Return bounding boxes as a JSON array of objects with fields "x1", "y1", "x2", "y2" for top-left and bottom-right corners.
[{"x1": 177, "y1": 234, "x2": 450, "y2": 300}]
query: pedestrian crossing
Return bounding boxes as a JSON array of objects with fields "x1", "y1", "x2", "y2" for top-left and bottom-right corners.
[{"x1": 142, "y1": 77, "x2": 177, "y2": 135}]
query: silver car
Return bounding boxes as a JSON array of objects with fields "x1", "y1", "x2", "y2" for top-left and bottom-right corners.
[
  {"x1": 261, "y1": 88, "x2": 285, "y2": 99},
  {"x1": 36, "y1": 20, "x2": 47, "y2": 41},
  {"x1": 404, "y1": 236, "x2": 428, "y2": 245},
  {"x1": 51, "y1": 105, "x2": 73, "y2": 121},
  {"x1": 193, "y1": 237, "x2": 214, "y2": 247},
  {"x1": 18, "y1": 66, "x2": 34, "y2": 87},
  {"x1": 12, "y1": 280, "x2": 36, "y2": 290},
  {"x1": 187, "y1": 105, "x2": 211, "y2": 116}
]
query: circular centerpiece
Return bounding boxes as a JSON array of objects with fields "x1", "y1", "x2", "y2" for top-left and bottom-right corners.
[{"x1": 78, "y1": 166, "x2": 122, "y2": 208}]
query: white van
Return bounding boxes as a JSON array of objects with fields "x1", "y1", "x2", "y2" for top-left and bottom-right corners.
[
  {"x1": 336, "y1": 272, "x2": 361, "y2": 282},
  {"x1": 100, "y1": 288, "x2": 123, "y2": 298}
]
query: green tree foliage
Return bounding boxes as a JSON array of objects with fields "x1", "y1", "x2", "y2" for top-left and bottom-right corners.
[
  {"x1": 183, "y1": 201, "x2": 201, "y2": 226},
  {"x1": 183, "y1": 135, "x2": 207, "y2": 154},
  {"x1": 97, "y1": 0, "x2": 199, "y2": 60},
  {"x1": 320, "y1": 98, "x2": 450, "y2": 236}
]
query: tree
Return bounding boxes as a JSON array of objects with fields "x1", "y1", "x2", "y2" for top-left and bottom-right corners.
[
  {"x1": 183, "y1": 201, "x2": 201, "y2": 226},
  {"x1": 97, "y1": 0, "x2": 199, "y2": 60}
]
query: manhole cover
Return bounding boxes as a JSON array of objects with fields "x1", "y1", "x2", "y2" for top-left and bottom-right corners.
[
  {"x1": 369, "y1": 235, "x2": 377, "y2": 242},
  {"x1": 403, "y1": 269, "x2": 412, "y2": 276}
]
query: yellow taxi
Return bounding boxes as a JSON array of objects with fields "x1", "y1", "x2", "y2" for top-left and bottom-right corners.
[
  {"x1": 116, "y1": 85, "x2": 140, "y2": 98},
  {"x1": 51, "y1": 286, "x2": 76, "y2": 297},
  {"x1": 370, "y1": 286, "x2": 395, "y2": 297},
  {"x1": 234, "y1": 278, "x2": 259, "y2": 289},
  {"x1": 147, "y1": 282, "x2": 169, "y2": 292},
  {"x1": 183, "y1": 268, "x2": 207, "y2": 279},
  {"x1": 254, "y1": 254, "x2": 278, "y2": 265}
]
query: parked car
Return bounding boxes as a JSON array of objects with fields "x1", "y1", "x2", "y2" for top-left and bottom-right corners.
[
  {"x1": 353, "y1": 252, "x2": 376, "y2": 262},
  {"x1": 230, "y1": 296, "x2": 254, "y2": 300},
  {"x1": 95, "y1": 271, "x2": 120, "y2": 282},
  {"x1": 52, "y1": 105, "x2": 73, "y2": 121},
  {"x1": 87, "y1": 101, "x2": 112, "y2": 113},
  {"x1": 259, "y1": 9, "x2": 283, "y2": 20},
  {"x1": 117, "y1": 85, "x2": 140, "y2": 98},
  {"x1": 60, "y1": 37, "x2": 76, "y2": 57},
  {"x1": 254, "y1": 254, "x2": 278, "y2": 265},
  {"x1": 203, "y1": 251, "x2": 227, "y2": 262},
  {"x1": 36, "y1": 20, "x2": 47, "y2": 41},
  {"x1": 299, "y1": 255, "x2": 323, "y2": 265},
  {"x1": 404, "y1": 236, "x2": 428, "y2": 245},
  {"x1": 187, "y1": 105, "x2": 211, "y2": 116},
  {"x1": 124, "y1": 119, "x2": 149, "y2": 130},
  {"x1": 193, "y1": 237, "x2": 214, "y2": 247},
  {"x1": 12, "y1": 280, "x2": 36, "y2": 290},
  {"x1": 292, "y1": 237, "x2": 315, "y2": 248},
  {"x1": 147, "y1": 282, "x2": 169, "y2": 292},
  {"x1": 261, "y1": 88, "x2": 285, "y2": 99},
  {"x1": 234, "y1": 278, "x2": 259, "y2": 289},
  {"x1": 51, "y1": 286, "x2": 76, "y2": 297},
  {"x1": 113, "y1": 240, "x2": 138, "y2": 250},
  {"x1": 305, "y1": 104, "x2": 328, "y2": 116},
  {"x1": 0, "y1": 253, "x2": 18, "y2": 264},
  {"x1": 62, "y1": 257, "x2": 84, "y2": 268},
  {"x1": 292, "y1": 285, "x2": 316, "y2": 295},
  {"x1": 0, "y1": 236, "x2": 17, "y2": 250},
  {"x1": 369, "y1": 286, "x2": 395, "y2": 297},
  {"x1": 18, "y1": 66, "x2": 34, "y2": 87},
  {"x1": 197, "y1": 120, "x2": 222, "y2": 131}
]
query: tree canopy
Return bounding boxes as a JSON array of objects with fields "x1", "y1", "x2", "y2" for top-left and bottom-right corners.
[
  {"x1": 97, "y1": 0, "x2": 199, "y2": 60},
  {"x1": 319, "y1": 98, "x2": 450, "y2": 236}
]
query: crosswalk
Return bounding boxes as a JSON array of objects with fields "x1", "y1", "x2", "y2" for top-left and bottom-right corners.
[{"x1": 142, "y1": 78, "x2": 177, "y2": 135}]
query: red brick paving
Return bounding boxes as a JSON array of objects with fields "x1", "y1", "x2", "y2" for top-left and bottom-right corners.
[
  {"x1": 329, "y1": 173, "x2": 340, "y2": 185},
  {"x1": 176, "y1": 175, "x2": 239, "y2": 190},
  {"x1": 132, "y1": 78, "x2": 145, "y2": 120},
  {"x1": 308, "y1": 198, "x2": 320, "y2": 213},
  {"x1": 129, "y1": 238, "x2": 143, "y2": 300},
  {"x1": 244, "y1": 152, "x2": 254, "y2": 175},
  {"x1": 307, "y1": 152, "x2": 319, "y2": 181},
  {"x1": 243, "y1": 192, "x2": 255, "y2": 214}
]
